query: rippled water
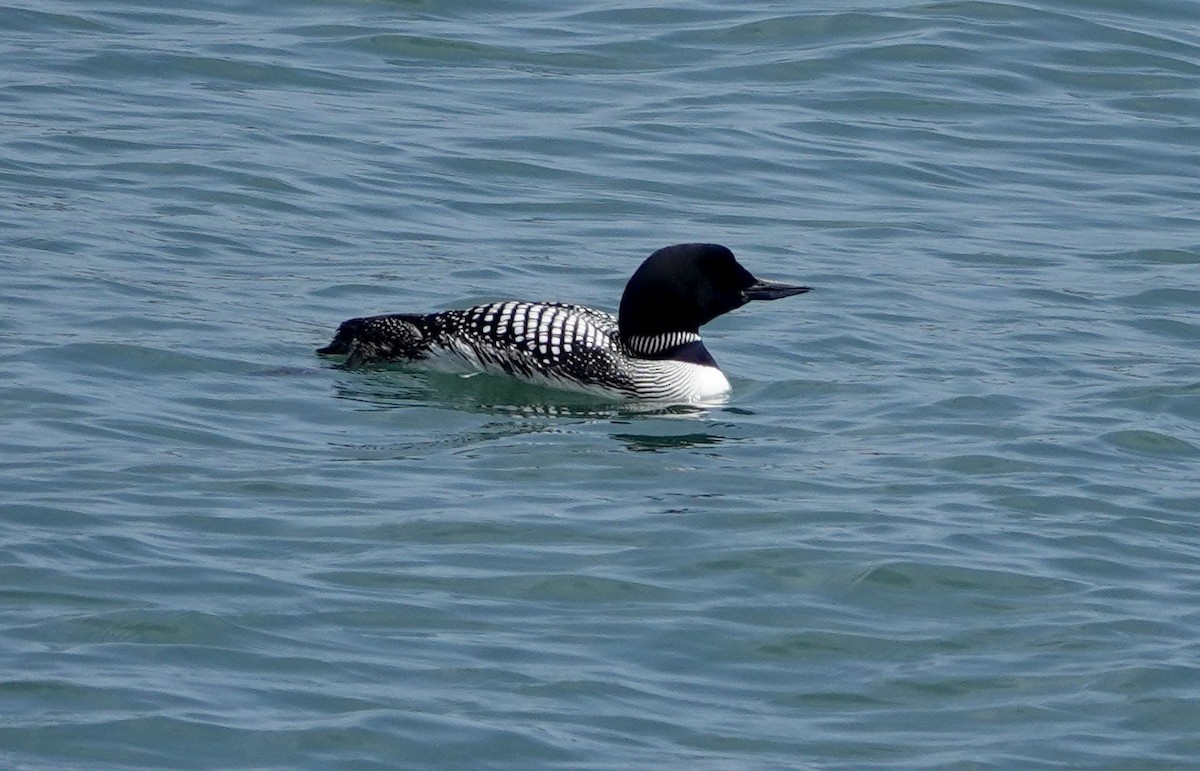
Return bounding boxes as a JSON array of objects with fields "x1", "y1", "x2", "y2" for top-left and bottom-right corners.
[{"x1": 3, "y1": 0, "x2": 1199, "y2": 767}]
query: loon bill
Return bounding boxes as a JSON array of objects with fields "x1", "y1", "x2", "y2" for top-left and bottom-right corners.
[{"x1": 317, "y1": 243, "x2": 811, "y2": 402}]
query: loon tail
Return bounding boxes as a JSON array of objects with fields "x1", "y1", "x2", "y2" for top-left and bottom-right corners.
[{"x1": 317, "y1": 313, "x2": 433, "y2": 367}]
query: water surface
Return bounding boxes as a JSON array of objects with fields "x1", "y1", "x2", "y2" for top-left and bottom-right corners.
[{"x1": 3, "y1": 0, "x2": 1199, "y2": 767}]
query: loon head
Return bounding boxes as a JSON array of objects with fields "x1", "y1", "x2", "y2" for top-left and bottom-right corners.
[{"x1": 618, "y1": 243, "x2": 810, "y2": 344}]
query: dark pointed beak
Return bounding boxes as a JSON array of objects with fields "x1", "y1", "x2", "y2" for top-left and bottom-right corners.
[{"x1": 741, "y1": 279, "x2": 812, "y2": 302}]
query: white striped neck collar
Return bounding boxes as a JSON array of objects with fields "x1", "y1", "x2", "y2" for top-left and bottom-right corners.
[{"x1": 623, "y1": 331, "x2": 699, "y2": 356}]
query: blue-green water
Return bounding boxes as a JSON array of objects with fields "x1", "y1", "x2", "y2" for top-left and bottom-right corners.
[{"x1": 3, "y1": 0, "x2": 1199, "y2": 767}]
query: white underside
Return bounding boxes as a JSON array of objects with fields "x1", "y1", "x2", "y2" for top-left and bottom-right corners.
[
  {"x1": 414, "y1": 342, "x2": 731, "y2": 403},
  {"x1": 654, "y1": 361, "x2": 731, "y2": 403}
]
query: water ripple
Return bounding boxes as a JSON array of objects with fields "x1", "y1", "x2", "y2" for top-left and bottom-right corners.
[{"x1": 3, "y1": 0, "x2": 1200, "y2": 767}]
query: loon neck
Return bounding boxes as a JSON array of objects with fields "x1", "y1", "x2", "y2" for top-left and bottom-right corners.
[
  {"x1": 623, "y1": 331, "x2": 702, "y2": 357},
  {"x1": 623, "y1": 333, "x2": 717, "y2": 367}
]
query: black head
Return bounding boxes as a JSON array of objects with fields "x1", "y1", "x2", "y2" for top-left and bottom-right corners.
[{"x1": 617, "y1": 243, "x2": 810, "y2": 339}]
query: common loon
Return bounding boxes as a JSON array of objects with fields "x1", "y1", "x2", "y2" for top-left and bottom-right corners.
[{"x1": 317, "y1": 243, "x2": 811, "y2": 402}]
